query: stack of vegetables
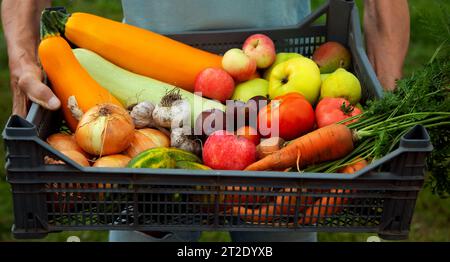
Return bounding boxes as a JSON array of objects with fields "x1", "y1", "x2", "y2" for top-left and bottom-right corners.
[
  {"x1": 39, "y1": 9, "x2": 449, "y2": 224},
  {"x1": 40, "y1": 10, "x2": 221, "y2": 169}
]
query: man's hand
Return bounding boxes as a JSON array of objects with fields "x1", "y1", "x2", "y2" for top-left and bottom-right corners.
[
  {"x1": 9, "y1": 63, "x2": 60, "y2": 117},
  {"x1": 2, "y1": 0, "x2": 58, "y2": 117},
  {"x1": 364, "y1": 0, "x2": 410, "y2": 91}
]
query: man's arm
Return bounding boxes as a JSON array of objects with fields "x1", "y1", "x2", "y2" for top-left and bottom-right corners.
[
  {"x1": 2, "y1": 0, "x2": 60, "y2": 117},
  {"x1": 364, "y1": 0, "x2": 410, "y2": 91}
]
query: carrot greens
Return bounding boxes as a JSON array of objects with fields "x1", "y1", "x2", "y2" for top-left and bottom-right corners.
[{"x1": 305, "y1": 58, "x2": 449, "y2": 197}]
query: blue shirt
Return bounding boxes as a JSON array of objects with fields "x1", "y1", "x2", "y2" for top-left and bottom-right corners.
[{"x1": 122, "y1": 0, "x2": 311, "y2": 33}]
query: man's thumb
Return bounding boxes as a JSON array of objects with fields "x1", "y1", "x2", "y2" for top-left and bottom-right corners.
[{"x1": 22, "y1": 77, "x2": 61, "y2": 110}]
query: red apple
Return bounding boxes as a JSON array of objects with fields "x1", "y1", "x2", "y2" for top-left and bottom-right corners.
[
  {"x1": 203, "y1": 130, "x2": 256, "y2": 170},
  {"x1": 194, "y1": 67, "x2": 235, "y2": 103},
  {"x1": 236, "y1": 126, "x2": 260, "y2": 145},
  {"x1": 222, "y1": 48, "x2": 257, "y2": 82},
  {"x1": 243, "y1": 34, "x2": 276, "y2": 69}
]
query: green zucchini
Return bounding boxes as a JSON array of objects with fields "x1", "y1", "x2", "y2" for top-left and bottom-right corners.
[{"x1": 73, "y1": 48, "x2": 225, "y2": 124}]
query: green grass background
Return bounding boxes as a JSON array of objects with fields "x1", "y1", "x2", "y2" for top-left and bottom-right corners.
[{"x1": 0, "y1": 0, "x2": 448, "y2": 242}]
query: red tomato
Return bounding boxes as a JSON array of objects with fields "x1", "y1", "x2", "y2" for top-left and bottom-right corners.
[
  {"x1": 258, "y1": 93, "x2": 315, "y2": 140},
  {"x1": 315, "y1": 97, "x2": 363, "y2": 128}
]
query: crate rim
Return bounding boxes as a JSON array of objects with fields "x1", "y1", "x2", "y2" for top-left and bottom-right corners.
[{"x1": 3, "y1": 107, "x2": 433, "y2": 181}]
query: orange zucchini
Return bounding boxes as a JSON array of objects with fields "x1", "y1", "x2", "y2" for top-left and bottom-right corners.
[
  {"x1": 38, "y1": 34, "x2": 122, "y2": 131},
  {"x1": 42, "y1": 10, "x2": 223, "y2": 92}
]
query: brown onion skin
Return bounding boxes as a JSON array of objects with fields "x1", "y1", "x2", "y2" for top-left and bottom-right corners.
[
  {"x1": 93, "y1": 154, "x2": 131, "y2": 168},
  {"x1": 125, "y1": 128, "x2": 170, "y2": 158},
  {"x1": 75, "y1": 104, "x2": 135, "y2": 156},
  {"x1": 60, "y1": 150, "x2": 90, "y2": 167},
  {"x1": 47, "y1": 133, "x2": 90, "y2": 158}
]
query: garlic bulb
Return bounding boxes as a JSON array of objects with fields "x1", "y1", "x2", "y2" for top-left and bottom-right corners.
[
  {"x1": 153, "y1": 99, "x2": 191, "y2": 129},
  {"x1": 171, "y1": 127, "x2": 202, "y2": 156},
  {"x1": 170, "y1": 99, "x2": 191, "y2": 128},
  {"x1": 130, "y1": 101, "x2": 155, "y2": 128}
]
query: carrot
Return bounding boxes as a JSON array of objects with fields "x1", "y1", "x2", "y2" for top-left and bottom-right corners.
[
  {"x1": 38, "y1": 35, "x2": 122, "y2": 131},
  {"x1": 232, "y1": 188, "x2": 315, "y2": 223},
  {"x1": 299, "y1": 158, "x2": 368, "y2": 225},
  {"x1": 232, "y1": 205, "x2": 277, "y2": 223},
  {"x1": 338, "y1": 158, "x2": 368, "y2": 173},
  {"x1": 245, "y1": 124, "x2": 355, "y2": 171},
  {"x1": 233, "y1": 158, "x2": 367, "y2": 224},
  {"x1": 42, "y1": 10, "x2": 222, "y2": 92}
]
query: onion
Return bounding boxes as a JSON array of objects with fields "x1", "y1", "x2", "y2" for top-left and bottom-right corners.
[
  {"x1": 93, "y1": 154, "x2": 131, "y2": 168},
  {"x1": 47, "y1": 133, "x2": 89, "y2": 157},
  {"x1": 94, "y1": 155, "x2": 131, "y2": 200},
  {"x1": 125, "y1": 128, "x2": 170, "y2": 158},
  {"x1": 60, "y1": 150, "x2": 90, "y2": 167},
  {"x1": 75, "y1": 104, "x2": 135, "y2": 156}
]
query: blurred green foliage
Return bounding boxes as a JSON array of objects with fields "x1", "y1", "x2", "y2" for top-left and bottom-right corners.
[{"x1": 0, "y1": 0, "x2": 448, "y2": 242}]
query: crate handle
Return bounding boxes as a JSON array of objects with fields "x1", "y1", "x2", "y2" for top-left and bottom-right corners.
[
  {"x1": 400, "y1": 125, "x2": 433, "y2": 149},
  {"x1": 3, "y1": 115, "x2": 37, "y2": 138}
]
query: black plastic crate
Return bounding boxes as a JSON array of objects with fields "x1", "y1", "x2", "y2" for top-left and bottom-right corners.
[{"x1": 2, "y1": 0, "x2": 432, "y2": 240}]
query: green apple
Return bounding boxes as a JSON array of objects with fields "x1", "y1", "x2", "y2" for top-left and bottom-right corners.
[
  {"x1": 268, "y1": 57, "x2": 321, "y2": 104},
  {"x1": 263, "y1": 52, "x2": 302, "y2": 80},
  {"x1": 320, "y1": 68, "x2": 361, "y2": 104},
  {"x1": 231, "y1": 78, "x2": 269, "y2": 102}
]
